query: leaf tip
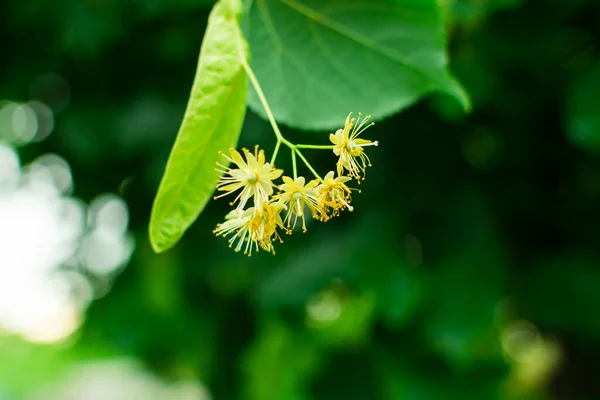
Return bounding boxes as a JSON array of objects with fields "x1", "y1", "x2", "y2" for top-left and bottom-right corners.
[
  {"x1": 149, "y1": 238, "x2": 165, "y2": 254},
  {"x1": 149, "y1": 227, "x2": 167, "y2": 254},
  {"x1": 148, "y1": 215, "x2": 179, "y2": 254},
  {"x1": 445, "y1": 74, "x2": 472, "y2": 114}
]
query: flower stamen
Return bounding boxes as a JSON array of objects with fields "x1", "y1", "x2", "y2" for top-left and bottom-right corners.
[
  {"x1": 330, "y1": 112, "x2": 378, "y2": 181},
  {"x1": 214, "y1": 146, "x2": 283, "y2": 211}
]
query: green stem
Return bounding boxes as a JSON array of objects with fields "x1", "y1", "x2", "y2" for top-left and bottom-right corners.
[
  {"x1": 295, "y1": 149, "x2": 322, "y2": 182},
  {"x1": 239, "y1": 56, "x2": 286, "y2": 143},
  {"x1": 240, "y1": 51, "x2": 323, "y2": 183},
  {"x1": 291, "y1": 148, "x2": 298, "y2": 179},
  {"x1": 296, "y1": 144, "x2": 335, "y2": 150},
  {"x1": 271, "y1": 140, "x2": 281, "y2": 164}
]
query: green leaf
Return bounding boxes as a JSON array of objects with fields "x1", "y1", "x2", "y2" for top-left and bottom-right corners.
[
  {"x1": 149, "y1": 0, "x2": 249, "y2": 253},
  {"x1": 245, "y1": 0, "x2": 470, "y2": 130}
]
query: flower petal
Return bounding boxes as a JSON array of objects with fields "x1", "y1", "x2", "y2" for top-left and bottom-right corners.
[
  {"x1": 270, "y1": 168, "x2": 284, "y2": 180},
  {"x1": 306, "y1": 179, "x2": 319, "y2": 189},
  {"x1": 228, "y1": 148, "x2": 247, "y2": 168}
]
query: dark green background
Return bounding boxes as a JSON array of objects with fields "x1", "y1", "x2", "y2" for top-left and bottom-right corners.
[{"x1": 3, "y1": 0, "x2": 600, "y2": 399}]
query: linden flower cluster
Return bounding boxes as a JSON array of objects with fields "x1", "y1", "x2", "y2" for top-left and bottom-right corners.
[{"x1": 213, "y1": 112, "x2": 378, "y2": 256}]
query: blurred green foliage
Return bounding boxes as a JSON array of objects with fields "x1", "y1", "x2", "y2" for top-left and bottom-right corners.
[{"x1": 3, "y1": 0, "x2": 600, "y2": 399}]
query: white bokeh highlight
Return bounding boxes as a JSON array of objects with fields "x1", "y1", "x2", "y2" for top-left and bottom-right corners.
[
  {"x1": 0, "y1": 143, "x2": 134, "y2": 343},
  {"x1": 26, "y1": 359, "x2": 212, "y2": 400}
]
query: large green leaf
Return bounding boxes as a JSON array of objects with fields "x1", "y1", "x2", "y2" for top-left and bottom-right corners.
[
  {"x1": 149, "y1": 0, "x2": 248, "y2": 253},
  {"x1": 245, "y1": 0, "x2": 469, "y2": 130}
]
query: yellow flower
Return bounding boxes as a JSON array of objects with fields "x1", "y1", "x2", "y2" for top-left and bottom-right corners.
[
  {"x1": 274, "y1": 176, "x2": 322, "y2": 233},
  {"x1": 215, "y1": 146, "x2": 283, "y2": 211},
  {"x1": 317, "y1": 171, "x2": 355, "y2": 220},
  {"x1": 213, "y1": 208, "x2": 256, "y2": 254},
  {"x1": 250, "y1": 201, "x2": 285, "y2": 254},
  {"x1": 213, "y1": 202, "x2": 284, "y2": 256},
  {"x1": 330, "y1": 112, "x2": 378, "y2": 180}
]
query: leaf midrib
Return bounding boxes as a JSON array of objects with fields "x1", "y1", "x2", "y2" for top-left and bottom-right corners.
[{"x1": 256, "y1": 0, "x2": 343, "y2": 121}]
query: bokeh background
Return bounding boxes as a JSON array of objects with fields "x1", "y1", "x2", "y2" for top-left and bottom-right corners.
[{"x1": 2, "y1": 0, "x2": 600, "y2": 399}]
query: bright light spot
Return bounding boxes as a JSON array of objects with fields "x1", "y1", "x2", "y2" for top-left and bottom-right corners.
[
  {"x1": 0, "y1": 144, "x2": 134, "y2": 343},
  {"x1": 502, "y1": 321, "x2": 542, "y2": 362},
  {"x1": 501, "y1": 320, "x2": 562, "y2": 393},
  {"x1": 501, "y1": 320, "x2": 541, "y2": 362},
  {"x1": 26, "y1": 359, "x2": 213, "y2": 400},
  {"x1": 0, "y1": 189, "x2": 82, "y2": 342},
  {"x1": 0, "y1": 102, "x2": 39, "y2": 144},
  {"x1": 89, "y1": 194, "x2": 129, "y2": 235},
  {"x1": 23, "y1": 292, "x2": 81, "y2": 344},
  {"x1": 62, "y1": 270, "x2": 95, "y2": 308},
  {"x1": 0, "y1": 190, "x2": 79, "y2": 273},
  {"x1": 30, "y1": 101, "x2": 55, "y2": 142},
  {"x1": 12, "y1": 103, "x2": 39, "y2": 143},
  {"x1": 80, "y1": 229, "x2": 134, "y2": 275},
  {"x1": 0, "y1": 144, "x2": 20, "y2": 189},
  {"x1": 80, "y1": 194, "x2": 134, "y2": 275},
  {"x1": 31, "y1": 154, "x2": 73, "y2": 195},
  {"x1": 306, "y1": 289, "x2": 343, "y2": 327},
  {"x1": 61, "y1": 198, "x2": 88, "y2": 238}
]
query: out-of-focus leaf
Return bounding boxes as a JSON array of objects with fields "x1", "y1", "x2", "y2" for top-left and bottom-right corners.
[
  {"x1": 0, "y1": 337, "x2": 73, "y2": 398},
  {"x1": 255, "y1": 229, "x2": 361, "y2": 309},
  {"x1": 424, "y1": 190, "x2": 506, "y2": 367},
  {"x1": 358, "y1": 237, "x2": 424, "y2": 328},
  {"x1": 149, "y1": 0, "x2": 248, "y2": 253},
  {"x1": 307, "y1": 289, "x2": 377, "y2": 347},
  {"x1": 241, "y1": 320, "x2": 322, "y2": 400},
  {"x1": 309, "y1": 352, "x2": 379, "y2": 399},
  {"x1": 522, "y1": 255, "x2": 600, "y2": 339},
  {"x1": 376, "y1": 260, "x2": 423, "y2": 328},
  {"x1": 445, "y1": 0, "x2": 525, "y2": 28},
  {"x1": 567, "y1": 64, "x2": 600, "y2": 151},
  {"x1": 245, "y1": 0, "x2": 469, "y2": 130},
  {"x1": 376, "y1": 352, "x2": 505, "y2": 400}
]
